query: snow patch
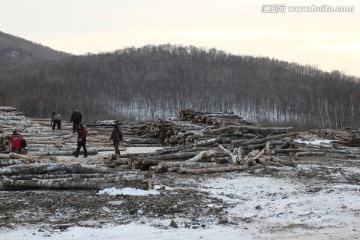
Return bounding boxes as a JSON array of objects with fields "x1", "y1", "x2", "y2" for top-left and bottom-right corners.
[{"x1": 98, "y1": 187, "x2": 160, "y2": 196}]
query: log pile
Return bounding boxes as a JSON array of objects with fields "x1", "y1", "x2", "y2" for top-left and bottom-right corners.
[
  {"x1": 111, "y1": 110, "x2": 331, "y2": 173},
  {"x1": 309, "y1": 128, "x2": 360, "y2": 147},
  {"x1": 2, "y1": 106, "x2": 360, "y2": 190}
]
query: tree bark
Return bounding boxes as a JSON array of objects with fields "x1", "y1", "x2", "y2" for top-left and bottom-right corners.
[
  {"x1": 232, "y1": 132, "x2": 299, "y2": 147},
  {"x1": 177, "y1": 165, "x2": 247, "y2": 174},
  {"x1": 186, "y1": 150, "x2": 217, "y2": 162},
  {"x1": 1, "y1": 174, "x2": 153, "y2": 190},
  {"x1": 0, "y1": 163, "x2": 114, "y2": 176},
  {"x1": 218, "y1": 145, "x2": 237, "y2": 163}
]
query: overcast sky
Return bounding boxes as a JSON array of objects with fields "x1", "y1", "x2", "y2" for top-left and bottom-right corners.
[{"x1": 2, "y1": 0, "x2": 360, "y2": 76}]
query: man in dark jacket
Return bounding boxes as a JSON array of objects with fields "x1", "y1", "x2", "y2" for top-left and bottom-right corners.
[
  {"x1": 110, "y1": 125, "x2": 123, "y2": 155},
  {"x1": 70, "y1": 109, "x2": 82, "y2": 133},
  {"x1": 51, "y1": 111, "x2": 61, "y2": 130},
  {"x1": 75, "y1": 124, "x2": 87, "y2": 158},
  {"x1": 159, "y1": 122, "x2": 167, "y2": 146}
]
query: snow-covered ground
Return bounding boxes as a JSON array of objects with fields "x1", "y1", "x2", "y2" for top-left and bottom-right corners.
[
  {"x1": 1, "y1": 141, "x2": 360, "y2": 240},
  {"x1": 2, "y1": 173, "x2": 360, "y2": 239}
]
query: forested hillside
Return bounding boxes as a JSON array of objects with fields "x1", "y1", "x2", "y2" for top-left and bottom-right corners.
[
  {"x1": 1, "y1": 44, "x2": 359, "y2": 130},
  {"x1": 0, "y1": 31, "x2": 71, "y2": 67}
]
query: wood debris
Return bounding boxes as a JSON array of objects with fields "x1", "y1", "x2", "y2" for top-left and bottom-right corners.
[{"x1": 1, "y1": 106, "x2": 360, "y2": 190}]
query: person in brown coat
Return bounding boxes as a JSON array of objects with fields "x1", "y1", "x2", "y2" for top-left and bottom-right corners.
[
  {"x1": 110, "y1": 125, "x2": 123, "y2": 155},
  {"x1": 75, "y1": 124, "x2": 87, "y2": 158},
  {"x1": 159, "y1": 122, "x2": 167, "y2": 146}
]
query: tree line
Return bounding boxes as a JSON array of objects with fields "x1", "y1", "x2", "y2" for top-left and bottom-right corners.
[{"x1": 0, "y1": 44, "x2": 359, "y2": 130}]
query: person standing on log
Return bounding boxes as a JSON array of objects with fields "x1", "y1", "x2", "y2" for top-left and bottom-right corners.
[
  {"x1": 159, "y1": 121, "x2": 167, "y2": 146},
  {"x1": 75, "y1": 124, "x2": 87, "y2": 158},
  {"x1": 110, "y1": 124, "x2": 123, "y2": 155},
  {"x1": 70, "y1": 109, "x2": 82, "y2": 133},
  {"x1": 51, "y1": 111, "x2": 61, "y2": 130},
  {"x1": 0, "y1": 129, "x2": 6, "y2": 152}
]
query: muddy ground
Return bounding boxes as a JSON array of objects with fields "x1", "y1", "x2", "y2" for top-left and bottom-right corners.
[{"x1": 1, "y1": 152, "x2": 359, "y2": 239}]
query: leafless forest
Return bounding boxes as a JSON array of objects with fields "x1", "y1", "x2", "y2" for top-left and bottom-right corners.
[{"x1": 1, "y1": 44, "x2": 360, "y2": 130}]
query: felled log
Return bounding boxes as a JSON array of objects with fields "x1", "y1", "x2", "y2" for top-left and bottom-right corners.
[
  {"x1": 0, "y1": 153, "x2": 11, "y2": 159},
  {"x1": 218, "y1": 145, "x2": 237, "y2": 163},
  {"x1": 178, "y1": 146, "x2": 220, "y2": 153},
  {"x1": 244, "y1": 144, "x2": 268, "y2": 167},
  {"x1": 246, "y1": 140, "x2": 283, "y2": 150},
  {"x1": 270, "y1": 148, "x2": 306, "y2": 154},
  {"x1": 85, "y1": 120, "x2": 120, "y2": 127},
  {"x1": 0, "y1": 172, "x2": 153, "y2": 190},
  {"x1": 151, "y1": 162, "x2": 218, "y2": 173},
  {"x1": 27, "y1": 140, "x2": 68, "y2": 145},
  {"x1": 0, "y1": 159, "x2": 34, "y2": 166},
  {"x1": 214, "y1": 156, "x2": 232, "y2": 164},
  {"x1": 230, "y1": 125, "x2": 293, "y2": 134},
  {"x1": 295, "y1": 151, "x2": 325, "y2": 157},
  {"x1": 134, "y1": 152, "x2": 199, "y2": 165},
  {"x1": 9, "y1": 152, "x2": 37, "y2": 161},
  {"x1": 232, "y1": 132, "x2": 298, "y2": 147},
  {"x1": 194, "y1": 138, "x2": 219, "y2": 147},
  {"x1": 263, "y1": 156, "x2": 297, "y2": 167},
  {"x1": 0, "y1": 106, "x2": 18, "y2": 112},
  {"x1": 177, "y1": 165, "x2": 247, "y2": 174},
  {"x1": 203, "y1": 126, "x2": 233, "y2": 135},
  {"x1": 0, "y1": 163, "x2": 113, "y2": 176},
  {"x1": 125, "y1": 143, "x2": 162, "y2": 147},
  {"x1": 186, "y1": 150, "x2": 217, "y2": 162},
  {"x1": 153, "y1": 146, "x2": 185, "y2": 155},
  {"x1": 36, "y1": 150, "x2": 98, "y2": 156},
  {"x1": 85, "y1": 146, "x2": 126, "y2": 152},
  {"x1": 6, "y1": 173, "x2": 117, "y2": 180},
  {"x1": 133, "y1": 150, "x2": 220, "y2": 170},
  {"x1": 126, "y1": 138, "x2": 161, "y2": 145},
  {"x1": 110, "y1": 158, "x2": 129, "y2": 166}
]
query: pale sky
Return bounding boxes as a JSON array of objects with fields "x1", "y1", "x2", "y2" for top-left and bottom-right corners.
[{"x1": 2, "y1": 0, "x2": 360, "y2": 76}]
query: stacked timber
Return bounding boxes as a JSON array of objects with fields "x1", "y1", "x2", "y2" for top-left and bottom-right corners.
[
  {"x1": 142, "y1": 110, "x2": 294, "y2": 147},
  {"x1": 309, "y1": 128, "x2": 360, "y2": 147},
  {"x1": 123, "y1": 110, "x2": 319, "y2": 173},
  {"x1": 3, "y1": 106, "x2": 360, "y2": 184},
  {"x1": 102, "y1": 109, "x2": 347, "y2": 172}
]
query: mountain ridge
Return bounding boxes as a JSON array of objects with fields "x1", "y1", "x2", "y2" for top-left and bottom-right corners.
[{"x1": 0, "y1": 31, "x2": 71, "y2": 66}]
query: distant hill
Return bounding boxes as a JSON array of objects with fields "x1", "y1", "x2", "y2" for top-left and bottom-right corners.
[
  {"x1": 1, "y1": 35, "x2": 360, "y2": 130},
  {"x1": 0, "y1": 31, "x2": 71, "y2": 67}
]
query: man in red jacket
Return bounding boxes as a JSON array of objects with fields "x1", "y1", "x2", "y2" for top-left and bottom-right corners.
[{"x1": 10, "y1": 130, "x2": 25, "y2": 153}]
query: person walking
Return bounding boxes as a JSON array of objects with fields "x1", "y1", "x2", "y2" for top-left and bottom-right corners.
[
  {"x1": 70, "y1": 109, "x2": 82, "y2": 133},
  {"x1": 110, "y1": 125, "x2": 123, "y2": 155},
  {"x1": 75, "y1": 124, "x2": 87, "y2": 158},
  {"x1": 159, "y1": 122, "x2": 167, "y2": 146},
  {"x1": 51, "y1": 111, "x2": 61, "y2": 130},
  {"x1": 10, "y1": 130, "x2": 26, "y2": 154}
]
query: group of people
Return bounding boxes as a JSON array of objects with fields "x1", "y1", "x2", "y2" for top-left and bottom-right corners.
[
  {"x1": 52, "y1": 109, "x2": 89, "y2": 158},
  {"x1": 2, "y1": 110, "x2": 167, "y2": 157},
  {"x1": 51, "y1": 109, "x2": 124, "y2": 158}
]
